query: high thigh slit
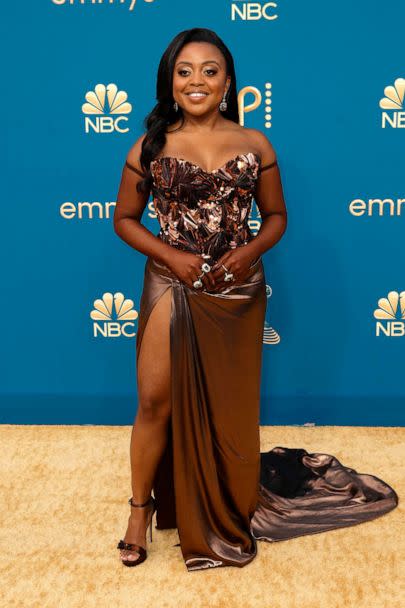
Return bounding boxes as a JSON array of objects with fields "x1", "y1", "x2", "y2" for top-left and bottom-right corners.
[
  {"x1": 119, "y1": 151, "x2": 399, "y2": 572},
  {"x1": 135, "y1": 271, "x2": 177, "y2": 530}
]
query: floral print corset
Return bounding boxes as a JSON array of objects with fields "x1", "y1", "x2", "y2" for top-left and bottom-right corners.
[{"x1": 150, "y1": 152, "x2": 260, "y2": 264}]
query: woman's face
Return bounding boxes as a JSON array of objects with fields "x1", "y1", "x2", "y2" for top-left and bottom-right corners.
[{"x1": 172, "y1": 42, "x2": 230, "y2": 116}]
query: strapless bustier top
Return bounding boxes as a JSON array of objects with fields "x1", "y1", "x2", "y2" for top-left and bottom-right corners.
[{"x1": 149, "y1": 152, "x2": 260, "y2": 262}]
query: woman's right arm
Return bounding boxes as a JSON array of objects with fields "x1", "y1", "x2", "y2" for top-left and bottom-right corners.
[{"x1": 113, "y1": 133, "x2": 174, "y2": 265}]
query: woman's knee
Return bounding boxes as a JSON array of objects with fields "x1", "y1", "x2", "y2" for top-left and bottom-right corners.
[{"x1": 137, "y1": 395, "x2": 171, "y2": 424}]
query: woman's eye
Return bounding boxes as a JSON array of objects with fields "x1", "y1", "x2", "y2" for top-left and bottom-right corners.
[{"x1": 177, "y1": 68, "x2": 218, "y2": 77}]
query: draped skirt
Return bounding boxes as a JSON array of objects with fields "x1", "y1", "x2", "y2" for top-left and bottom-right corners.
[{"x1": 135, "y1": 255, "x2": 399, "y2": 572}]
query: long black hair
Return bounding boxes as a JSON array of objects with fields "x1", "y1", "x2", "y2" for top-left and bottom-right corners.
[{"x1": 136, "y1": 27, "x2": 239, "y2": 193}]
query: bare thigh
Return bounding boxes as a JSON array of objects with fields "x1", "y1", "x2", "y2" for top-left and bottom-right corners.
[{"x1": 136, "y1": 286, "x2": 172, "y2": 421}]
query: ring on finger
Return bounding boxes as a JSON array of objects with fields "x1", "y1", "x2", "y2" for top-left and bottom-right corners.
[
  {"x1": 193, "y1": 271, "x2": 205, "y2": 289},
  {"x1": 221, "y1": 263, "x2": 234, "y2": 282}
]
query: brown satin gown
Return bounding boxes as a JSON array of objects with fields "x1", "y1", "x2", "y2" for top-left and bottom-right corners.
[{"x1": 121, "y1": 152, "x2": 398, "y2": 572}]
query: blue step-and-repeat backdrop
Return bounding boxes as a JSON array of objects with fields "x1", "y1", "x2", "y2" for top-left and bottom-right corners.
[{"x1": 1, "y1": 1, "x2": 404, "y2": 425}]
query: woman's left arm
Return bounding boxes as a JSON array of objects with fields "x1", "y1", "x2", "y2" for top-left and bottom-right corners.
[{"x1": 243, "y1": 131, "x2": 288, "y2": 260}]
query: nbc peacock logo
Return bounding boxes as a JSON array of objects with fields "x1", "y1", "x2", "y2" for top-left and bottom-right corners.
[
  {"x1": 263, "y1": 284, "x2": 280, "y2": 345},
  {"x1": 373, "y1": 291, "x2": 405, "y2": 337},
  {"x1": 90, "y1": 292, "x2": 138, "y2": 338},
  {"x1": 82, "y1": 83, "x2": 132, "y2": 134},
  {"x1": 379, "y1": 78, "x2": 405, "y2": 129}
]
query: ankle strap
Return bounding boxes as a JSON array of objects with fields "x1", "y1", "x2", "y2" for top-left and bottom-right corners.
[{"x1": 128, "y1": 496, "x2": 153, "y2": 508}]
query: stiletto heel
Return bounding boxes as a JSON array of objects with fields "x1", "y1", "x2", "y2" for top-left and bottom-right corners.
[{"x1": 117, "y1": 495, "x2": 156, "y2": 567}]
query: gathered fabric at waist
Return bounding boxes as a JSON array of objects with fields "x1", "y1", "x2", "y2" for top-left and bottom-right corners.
[{"x1": 145, "y1": 253, "x2": 265, "y2": 296}]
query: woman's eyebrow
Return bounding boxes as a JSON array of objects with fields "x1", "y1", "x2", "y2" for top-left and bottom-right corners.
[{"x1": 175, "y1": 60, "x2": 221, "y2": 66}]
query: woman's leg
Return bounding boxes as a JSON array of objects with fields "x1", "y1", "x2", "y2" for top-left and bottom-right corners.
[{"x1": 119, "y1": 287, "x2": 172, "y2": 562}]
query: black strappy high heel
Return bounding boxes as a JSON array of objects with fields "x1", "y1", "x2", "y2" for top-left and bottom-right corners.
[{"x1": 117, "y1": 495, "x2": 156, "y2": 567}]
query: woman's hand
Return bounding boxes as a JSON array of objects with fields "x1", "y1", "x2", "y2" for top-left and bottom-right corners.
[
  {"x1": 209, "y1": 247, "x2": 257, "y2": 292},
  {"x1": 165, "y1": 250, "x2": 217, "y2": 290}
]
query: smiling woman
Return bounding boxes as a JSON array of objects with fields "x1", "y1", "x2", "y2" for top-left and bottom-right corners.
[
  {"x1": 169, "y1": 47, "x2": 234, "y2": 133},
  {"x1": 113, "y1": 27, "x2": 399, "y2": 572}
]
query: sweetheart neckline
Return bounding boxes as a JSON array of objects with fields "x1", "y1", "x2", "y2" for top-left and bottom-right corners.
[{"x1": 150, "y1": 151, "x2": 261, "y2": 175}]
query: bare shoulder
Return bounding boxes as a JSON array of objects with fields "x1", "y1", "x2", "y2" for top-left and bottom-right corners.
[
  {"x1": 125, "y1": 132, "x2": 147, "y2": 172},
  {"x1": 244, "y1": 127, "x2": 277, "y2": 164}
]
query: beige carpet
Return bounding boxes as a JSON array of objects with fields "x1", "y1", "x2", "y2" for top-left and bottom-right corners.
[{"x1": 0, "y1": 424, "x2": 402, "y2": 608}]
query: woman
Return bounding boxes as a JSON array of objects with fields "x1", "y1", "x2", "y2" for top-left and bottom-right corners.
[{"x1": 114, "y1": 28, "x2": 398, "y2": 571}]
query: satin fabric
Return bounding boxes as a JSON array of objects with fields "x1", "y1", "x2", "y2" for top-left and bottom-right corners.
[
  {"x1": 136, "y1": 256, "x2": 399, "y2": 572},
  {"x1": 252, "y1": 447, "x2": 399, "y2": 542}
]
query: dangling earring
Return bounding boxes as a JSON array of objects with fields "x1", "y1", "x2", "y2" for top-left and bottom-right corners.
[
  {"x1": 173, "y1": 101, "x2": 179, "y2": 111},
  {"x1": 219, "y1": 90, "x2": 228, "y2": 112}
]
